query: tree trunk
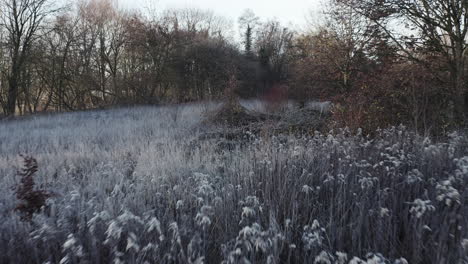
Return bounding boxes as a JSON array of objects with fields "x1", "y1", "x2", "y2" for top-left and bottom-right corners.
[
  {"x1": 6, "y1": 71, "x2": 19, "y2": 115},
  {"x1": 453, "y1": 43, "x2": 466, "y2": 124},
  {"x1": 455, "y1": 84, "x2": 466, "y2": 122}
]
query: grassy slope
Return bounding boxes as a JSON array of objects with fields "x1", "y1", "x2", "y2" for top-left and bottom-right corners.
[{"x1": 0, "y1": 102, "x2": 467, "y2": 264}]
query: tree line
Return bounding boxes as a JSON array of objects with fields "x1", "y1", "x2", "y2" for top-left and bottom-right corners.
[{"x1": 0, "y1": 0, "x2": 467, "y2": 133}]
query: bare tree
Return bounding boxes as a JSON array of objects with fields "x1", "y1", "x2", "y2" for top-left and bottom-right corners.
[
  {"x1": 163, "y1": 7, "x2": 232, "y2": 39},
  {"x1": 255, "y1": 20, "x2": 294, "y2": 93},
  {"x1": 338, "y1": 0, "x2": 468, "y2": 123},
  {"x1": 34, "y1": 12, "x2": 80, "y2": 111},
  {"x1": 0, "y1": 0, "x2": 54, "y2": 115},
  {"x1": 0, "y1": 25, "x2": 8, "y2": 113}
]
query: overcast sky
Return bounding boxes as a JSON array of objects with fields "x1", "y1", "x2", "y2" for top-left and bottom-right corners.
[{"x1": 120, "y1": 0, "x2": 324, "y2": 30}]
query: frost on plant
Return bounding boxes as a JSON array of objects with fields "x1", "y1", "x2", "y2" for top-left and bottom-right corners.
[
  {"x1": 0, "y1": 105, "x2": 466, "y2": 264},
  {"x1": 409, "y1": 199, "x2": 435, "y2": 218},
  {"x1": 436, "y1": 179, "x2": 461, "y2": 206}
]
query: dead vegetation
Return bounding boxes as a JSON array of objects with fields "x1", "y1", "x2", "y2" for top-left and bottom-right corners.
[
  {"x1": 202, "y1": 100, "x2": 269, "y2": 128},
  {"x1": 202, "y1": 100, "x2": 328, "y2": 132},
  {"x1": 197, "y1": 100, "x2": 329, "y2": 152},
  {"x1": 14, "y1": 156, "x2": 51, "y2": 221}
]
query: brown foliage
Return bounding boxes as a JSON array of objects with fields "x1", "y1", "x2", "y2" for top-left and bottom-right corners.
[
  {"x1": 330, "y1": 60, "x2": 453, "y2": 135},
  {"x1": 262, "y1": 84, "x2": 288, "y2": 111},
  {"x1": 15, "y1": 155, "x2": 51, "y2": 221},
  {"x1": 337, "y1": 0, "x2": 468, "y2": 123}
]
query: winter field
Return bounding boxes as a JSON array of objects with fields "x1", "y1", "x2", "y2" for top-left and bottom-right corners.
[{"x1": 0, "y1": 101, "x2": 467, "y2": 264}]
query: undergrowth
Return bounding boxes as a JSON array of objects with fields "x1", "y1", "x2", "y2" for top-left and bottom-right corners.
[{"x1": 0, "y1": 105, "x2": 466, "y2": 264}]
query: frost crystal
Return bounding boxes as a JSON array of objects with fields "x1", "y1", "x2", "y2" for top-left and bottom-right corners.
[
  {"x1": 410, "y1": 199, "x2": 435, "y2": 218},
  {"x1": 314, "y1": 251, "x2": 333, "y2": 264},
  {"x1": 436, "y1": 180, "x2": 461, "y2": 206},
  {"x1": 302, "y1": 220, "x2": 325, "y2": 250}
]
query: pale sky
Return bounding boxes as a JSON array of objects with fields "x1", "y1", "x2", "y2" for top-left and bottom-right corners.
[{"x1": 120, "y1": 0, "x2": 324, "y2": 31}]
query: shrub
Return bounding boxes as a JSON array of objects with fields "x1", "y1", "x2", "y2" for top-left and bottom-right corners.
[
  {"x1": 330, "y1": 61, "x2": 453, "y2": 135},
  {"x1": 14, "y1": 155, "x2": 51, "y2": 220}
]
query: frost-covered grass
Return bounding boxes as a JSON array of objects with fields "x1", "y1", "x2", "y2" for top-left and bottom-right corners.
[
  {"x1": 239, "y1": 99, "x2": 331, "y2": 114},
  {"x1": 0, "y1": 102, "x2": 467, "y2": 264}
]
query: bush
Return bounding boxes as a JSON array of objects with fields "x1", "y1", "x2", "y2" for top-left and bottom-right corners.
[
  {"x1": 14, "y1": 155, "x2": 51, "y2": 221},
  {"x1": 330, "y1": 62, "x2": 453, "y2": 135}
]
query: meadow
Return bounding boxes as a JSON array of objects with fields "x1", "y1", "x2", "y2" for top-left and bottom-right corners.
[{"x1": 0, "y1": 102, "x2": 467, "y2": 264}]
